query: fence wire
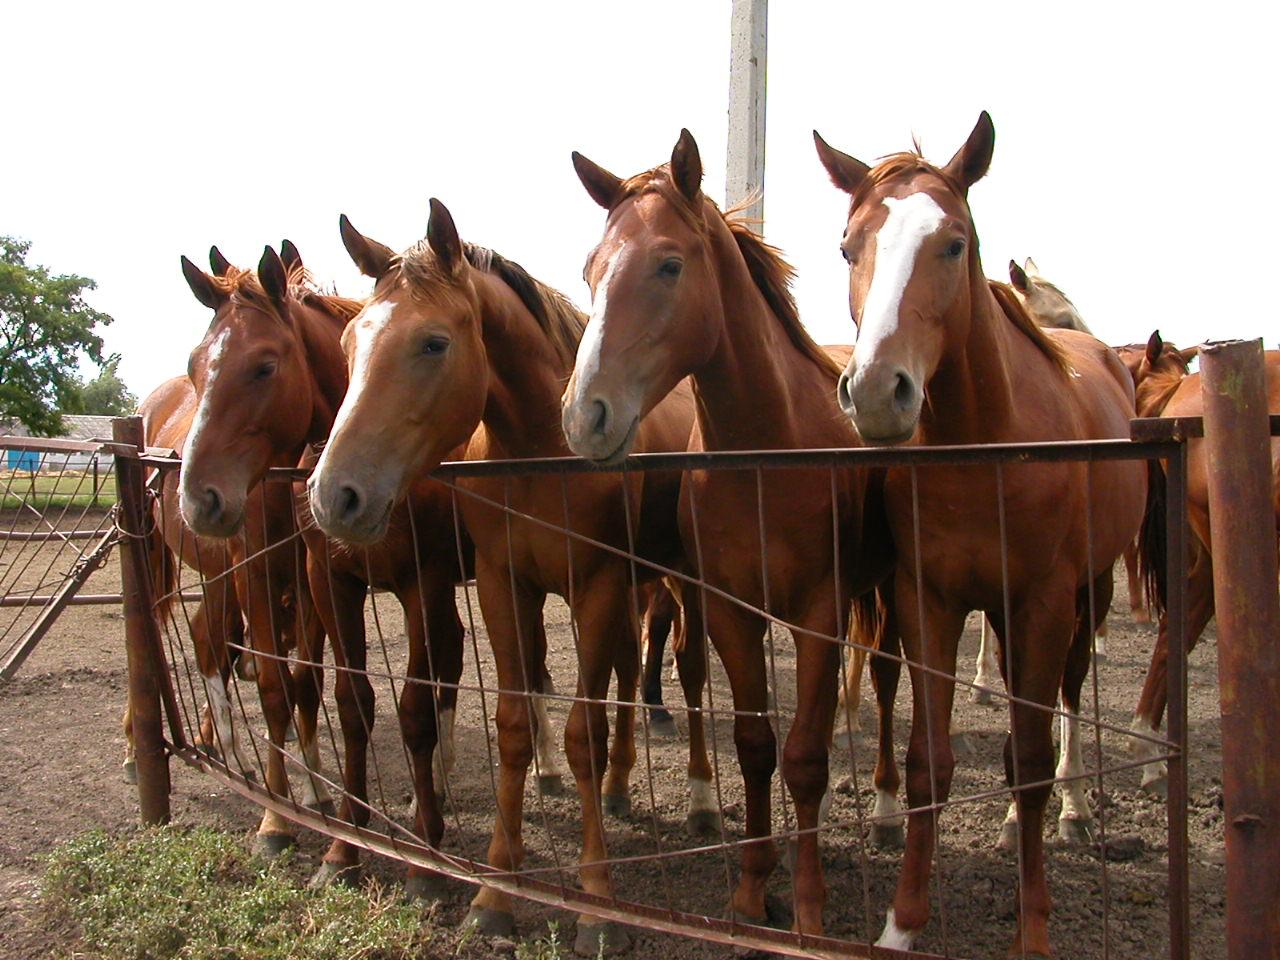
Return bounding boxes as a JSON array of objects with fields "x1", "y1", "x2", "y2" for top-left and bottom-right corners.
[{"x1": 133, "y1": 438, "x2": 1190, "y2": 960}]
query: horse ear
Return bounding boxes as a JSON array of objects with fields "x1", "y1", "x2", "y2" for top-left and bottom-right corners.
[
  {"x1": 339, "y1": 214, "x2": 395, "y2": 279},
  {"x1": 426, "y1": 198, "x2": 464, "y2": 276},
  {"x1": 942, "y1": 111, "x2": 995, "y2": 192},
  {"x1": 1024, "y1": 256, "x2": 1041, "y2": 277},
  {"x1": 181, "y1": 256, "x2": 225, "y2": 311},
  {"x1": 258, "y1": 246, "x2": 289, "y2": 311},
  {"x1": 208, "y1": 246, "x2": 233, "y2": 277},
  {"x1": 572, "y1": 151, "x2": 624, "y2": 210},
  {"x1": 671, "y1": 128, "x2": 703, "y2": 203},
  {"x1": 1008, "y1": 259, "x2": 1028, "y2": 292},
  {"x1": 1179, "y1": 345, "x2": 1200, "y2": 365},
  {"x1": 1145, "y1": 330, "x2": 1164, "y2": 366},
  {"x1": 813, "y1": 131, "x2": 870, "y2": 195},
  {"x1": 280, "y1": 239, "x2": 302, "y2": 273}
]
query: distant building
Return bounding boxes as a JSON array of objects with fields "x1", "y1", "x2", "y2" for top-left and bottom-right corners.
[{"x1": 1, "y1": 415, "x2": 116, "y2": 472}]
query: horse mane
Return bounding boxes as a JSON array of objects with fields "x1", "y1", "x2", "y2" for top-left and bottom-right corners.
[
  {"x1": 205, "y1": 263, "x2": 363, "y2": 326},
  {"x1": 1133, "y1": 340, "x2": 1194, "y2": 418},
  {"x1": 393, "y1": 240, "x2": 586, "y2": 369},
  {"x1": 617, "y1": 166, "x2": 842, "y2": 379},
  {"x1": 989, "y1": 282, "x2": 1074, "y2": 375}
]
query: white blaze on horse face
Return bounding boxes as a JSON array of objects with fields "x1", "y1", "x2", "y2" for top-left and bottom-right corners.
[
  {"x1": 571, "y1": 243, "x2": 626, "y2": 405},
  {"x1": 184, "y1": 327, "x2": 231, "y2": 464},
  {"x1": 321, "y1": 299, "x2": 395, "y2": 457},
  {"x1": 856, "y1": 192, "x2": 947, "y2": 359}
]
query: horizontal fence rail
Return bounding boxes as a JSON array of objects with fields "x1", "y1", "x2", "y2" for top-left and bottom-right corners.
[{"x1": 121, "y1": 432, "x2": 1206, "y2": 960}]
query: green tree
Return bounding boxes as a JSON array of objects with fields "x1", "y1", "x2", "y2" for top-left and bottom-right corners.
[
  {"x1": 67, "y1": 356, "x2": 137, "y2": 416},
  {"x1": 0, "y1": 236, "x2": 114, "y2": 435}
]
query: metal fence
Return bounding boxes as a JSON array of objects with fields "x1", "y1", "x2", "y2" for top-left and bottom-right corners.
[{"x1": 114, "y1": 422, "x2": 1210, "y2": 960}]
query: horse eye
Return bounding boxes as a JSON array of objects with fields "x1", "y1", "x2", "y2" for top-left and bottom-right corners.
[
  {"x1": 946, "y1": 239, "x2": 965, "y2": 259},
  {"x1": 254, "y1": 361, "x2": 277, "y2": 381},
  {"x1": 422, "y1": 337, "x2": 450, "y2": 356},
  {"x1": 658, "y1": 257, "x2": 683, "y2": 278},
  {"x1": 840, "y1": 247, "x2": 852, "y2": 264}
]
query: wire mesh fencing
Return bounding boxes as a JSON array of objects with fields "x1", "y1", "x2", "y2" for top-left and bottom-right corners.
[{"x1": 125, "y1": 435, "x2": 1197, "y2": 960}]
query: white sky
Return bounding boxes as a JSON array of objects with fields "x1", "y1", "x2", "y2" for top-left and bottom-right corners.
[{"x1": 4, "y1": 1, "x2": 1277, "y2": 398}]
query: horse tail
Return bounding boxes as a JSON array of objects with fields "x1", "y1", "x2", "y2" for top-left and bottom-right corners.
[
  {"x1": 147, "y1": 525, "x2": 179, "y2": 624},
  {"x1": 849, "y1": 583, "x2": 887, "y2": 656},
  {"x1": 1137, "y1": 459, "x2": 1168, "y2": 617}
]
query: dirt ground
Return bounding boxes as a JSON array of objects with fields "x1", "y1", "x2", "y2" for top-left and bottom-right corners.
[{"x1": 0, "y1": 513, "x2": 1228, "y2": 959}]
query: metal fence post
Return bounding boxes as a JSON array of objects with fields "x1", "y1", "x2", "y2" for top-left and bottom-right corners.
[
  {"x1": 113, "y1": 415, "x2": 171, "y2": 825},
  {"x1": 1199, "y1": 338, "x2": 1280, "y2": 958}
]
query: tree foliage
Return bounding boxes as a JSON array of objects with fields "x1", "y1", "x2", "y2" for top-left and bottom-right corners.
[
  {"x1": 68, "y1": 356, "x2": 137, "y2": 417},
  {"x1": 0, "y1": 236, "x2": 114, "y2": 435}
]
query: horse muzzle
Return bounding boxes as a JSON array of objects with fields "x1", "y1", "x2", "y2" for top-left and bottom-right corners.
[
  {"x1": 837, "y1": 361, "x2": 922, "y2": 445},
  {"x1": 307, "y1": 472, "x2": 393, "y2": 545},
  {"x1": 179, "y1": 480, "x2": 246, "y2": 538},
  {"x1": 561, "y1": 394, "x2": 639, "y2": 465}
]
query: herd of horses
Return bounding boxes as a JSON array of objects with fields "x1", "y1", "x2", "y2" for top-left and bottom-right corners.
[{"x1": 123, "y1": 113, "x2": 1280, "y2": 958}]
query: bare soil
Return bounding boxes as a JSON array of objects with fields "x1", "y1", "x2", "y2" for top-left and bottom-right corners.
[{"x1": 0, "y1": 519, "x2": 1227, "y2": 959}]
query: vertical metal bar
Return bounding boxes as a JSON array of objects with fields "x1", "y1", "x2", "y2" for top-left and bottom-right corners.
[
  {"x1": 1163, "y1": 439, "x2": 1190, "y2": 960},
  {"x1": 726, "y1": 0, "x2": 767, "y2": 229},
  {"x1": 1199, "y1": 338, "x2": 1280, "y2": 959},
  {"x1": 113, "y1": 415, "x2": 171, "y2": 825}
]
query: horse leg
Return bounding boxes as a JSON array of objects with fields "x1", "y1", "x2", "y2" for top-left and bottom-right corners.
[
  {"x1": 310, "y1": 563, "x2": 372, "y2": 885},
  {"x1": 1131, "y1": 540, "x2": 1213, "y2": 795},
  {"x1": 602, "y1": 596, "x2": 638, "y2": 820},
  {"x1": 781, "y1": 595, "x2": 843, "y2": 935},
  {"x1": 564, "y1": 567, "x2": 635, "y2": 955},
  {"x1": 1055, "y1": 572, "x2": 1113, "y2": 845},
  {"x1": 876, "y1": 577, "x2": 965, "y2": 952},
  {"x1": 399, "y1": 571, "x2": 465, "y2": 903},
  {"x1": 288, "y1": 574, "x2": 331, "y2": 814},
  {"x1": 869, "y1": 595, "x2": 905, "y2": 849},
  {"x1": 465, "y1": 559, "x2": 545, "y2": 939},
  {"x1": 193, "y1": 582, "x2": 251, "y2": 774},
  {"x1": 530, "y1": 617, "x2": 566, "y2": 797},
  {"x1": 971, "y1": 615, "x2": 1002, "y2": 704},
  {"x1": 1124, "y1": 539, "x2": 1149, "y2": 624},
  {"x1": 1000, "y1": 594, "x2": 1076, "y2": 960},
  {"x1": 675, "y1": 583, "x2": 717, "y2": 836},
  {"x1": 834, "y1": 632, "x2": 865, "y2": 743},
  {"x1": 641, "y1": 582, "x2": 677, "y2": 738}
]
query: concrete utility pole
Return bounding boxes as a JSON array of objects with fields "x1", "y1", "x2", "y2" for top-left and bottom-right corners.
[{"x1": 726, "y1": 0, "x2": 767, "y2": 233}]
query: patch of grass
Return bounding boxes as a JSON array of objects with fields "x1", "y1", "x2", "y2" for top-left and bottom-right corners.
[
  {"x1": 40, "y1": 827, "x2": 485, "y2": 960},
  {"x1": 1, "y1": 472, "x2": 116, "y2": 509}
]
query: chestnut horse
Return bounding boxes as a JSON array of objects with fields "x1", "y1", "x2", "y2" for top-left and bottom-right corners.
[
  {"x1": 815, "y1": 113, "x2": 1144, "y2": 956},
  {"x1": 1131, "y1": 332, "x2": 1278, "y2": 793},
  {"x1": 563, "y1": 131, "x2": 892, "y2": 937},
  {"x1": 308, "y1": 201, "x2": 706, "y2": 955},
  {"x1": 176, "y1": 245, "x2": 477, "y2": 898}
]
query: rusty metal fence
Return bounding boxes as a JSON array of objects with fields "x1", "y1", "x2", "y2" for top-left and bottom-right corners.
[{"x1": 111, "y1": 419, "x2": 1218, "y2": 960}]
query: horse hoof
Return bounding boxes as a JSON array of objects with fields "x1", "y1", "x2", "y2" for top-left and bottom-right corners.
[
  {"x1": 970, "y1": 686, "x2": 993, "y2": 706},
  {"x1": 603, "y1": 792, "x2": 631, "y2": 819},
  {"x1": 195, "y1": 741, "x2": 222, "y2": 763},
  {"x1": 537, "y1": 774, "x2": 565, "y2": 797},
  {"x1": 253, "y1": 832, "x2": 296, "y2": 860},
  {"x1": 731, "y1": 893, "x2": 791, "y2": 930},
  {"x1": 1058, "y1": 818, "x2": 1096, "y2": 844},
  {"x1": 121, "y1": 759, "x2": 137, "y2": 785},
  {"x1": 870, "y1": 822, "x2": 905, "y2": 850},
  {"x1": 284, "y1": 723, "x2": 298, "y2": 744},
  {"x1": 686, "y1": 809, "x2": 721, "y2": 837},
  {"x1": 575, "y1": 920, "x2": 631, "y2": 957},
  {"x1": 648, "y1": 714, "x2": 678, "y2": 739},
  {"x1": 831, "y1": 728, "x2": 857, "y2": 751},
  {"x1": 235, "y1": 657, "x2": 258, "y2": 681},
  {"x1": 463, "y1": 906, "x2": 516, "y2": 939},
  {"x1": 997, "y1": 820, "x2": 1019, "y2": 852},
  {"x1": 309, "y1": 860, "x2": 360, "y2": 889},
  {"x1": 1140, "y1": 776, "x2": 1169, "y2": 800},
  {"x1": 403, "y1": 871, "x2": 450, "y2": 904},
  {"x1": 307, "y1": 798, "x2": 337, "y2": 818}
]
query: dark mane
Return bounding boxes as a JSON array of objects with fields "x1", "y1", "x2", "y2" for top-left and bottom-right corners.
[
  {"x1": 617, "y1": 166, "x2": 842, "y2": 379},
  {"x1": 989, "y1": 281, "x2": 1074, "y2": 375},
  {"x1": 206, "y1": 263, "x2": 363, "y2": 326},
  {"x1": 393, "y1": 240, "x2": 586, "y2": 369}
]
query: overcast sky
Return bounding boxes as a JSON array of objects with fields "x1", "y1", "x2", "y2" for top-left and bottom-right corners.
[{"x1": 4, "y1": 1, "x2": 1277, "y2": 399}]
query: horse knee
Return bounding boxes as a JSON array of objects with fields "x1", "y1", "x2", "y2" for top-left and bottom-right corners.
[
  {"x1": 782, "y1": 739, "x2": 830, "y2": 806},
  {"x1": 494, "y1": 698, "x2": 536, "y2": 770},
  {"x1": 734, "y1": 718, "x2": 777, "y2": 783}
]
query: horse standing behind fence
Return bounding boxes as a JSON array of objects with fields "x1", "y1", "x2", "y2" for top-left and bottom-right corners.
[
  {"x1": 1132, "y1": 332, "x2": 1280, "y2": 793},
  {"x1": 308, "y1": 202, "x2": 709, "y2": 955},
  {"x1": 815, "y1": 112, "x2": 1145, "y2": 956},
  {"x1": 563, "y1": 131, "x2": 895, "y2": 938}
]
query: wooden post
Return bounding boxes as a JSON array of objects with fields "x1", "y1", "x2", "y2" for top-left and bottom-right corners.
[
  {"x1": 1199, "y1": 339, "x2": 1280, "y2": 958},
  {"x1": 113, "y1": 415, "x2": 171, "y2": 824},
  {"x1": 726, "y1": 0, "x2": 767, "y2": 231}
]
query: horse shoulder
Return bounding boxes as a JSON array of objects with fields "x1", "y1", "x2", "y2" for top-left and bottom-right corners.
[{"x1": 139, "y1": 375, "x2": 196, "y2": 450}]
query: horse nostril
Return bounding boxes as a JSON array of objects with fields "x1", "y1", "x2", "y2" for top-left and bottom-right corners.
[
  {"x1": 592, "y1": 398, "x2": 611, "y2": 437},
  {"x1": 836, "y1": 372, "x2": 855, "y2": 413},
  {"x1": 338, "y1": 484, "x2": 362, "y2": 522},
  {"x1": 892, "y1": 372, "x2": 916, "y2": 412},
  {"x1": 203, "y1": 487, "x2": 224, "y2": 520}
]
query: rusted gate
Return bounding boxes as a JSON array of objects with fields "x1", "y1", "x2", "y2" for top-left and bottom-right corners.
[{"x1": 115, "y1": 342, "x2": 1276, "y2": 960}]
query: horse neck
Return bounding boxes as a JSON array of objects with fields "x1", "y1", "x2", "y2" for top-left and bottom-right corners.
[
  {"x1": 291, "y1": 301, "x2": 351, "y2": 447},
  {"x1": 1136, "y1": 367, "x2": 1187, "y2": 418},
  {"x1": 918, "y1": 270, "x2": 1020, "y2": 444},
  {"x1": 692, "y1": 219, "x2": 836, "y2": 450},
  {"x1": 474, "y1": 272, "x2": 572, "y2": 457}
]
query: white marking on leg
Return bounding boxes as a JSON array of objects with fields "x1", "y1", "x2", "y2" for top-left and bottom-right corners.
[
  {"x1": 532, "y1": 691, "x2": 563, "y2": 780},
  {"x1": 818, "y1": 788, "x2": 833, "y2": 828},
  {"x1": 432, "y1": 707, "x2": 456, "y2": 798},
  {"x1": 1094, "y1": 626, "x2": 1108, "y2": 658},
  {"x1": 1130, "y1": 714, "x2": 1167, "y2": 788},
  {"x1": 688, "y1": 776, "x2": 716, "y2": 816},
  {"x1": 972, "y1": 615, "x2": 1002, "y2": 695},
  {"x1": 856, "y1": 192, "x2": 947, "y2": 359},
  {"x1": 1057, "y1": 700, "x2": 1092, "y2": 823},
  {"x1": 873, "y1": 787, "x2": 904, "y2": 828},
  {"x1": 290, "y1": 720, "x2": 329, "y2": 809},
  {"x1": 876, "y1": 908, "x2": 918, "y2": 951},
  {"x1": 204, "y1": 673, "x2": 252, "y2": 776}
]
